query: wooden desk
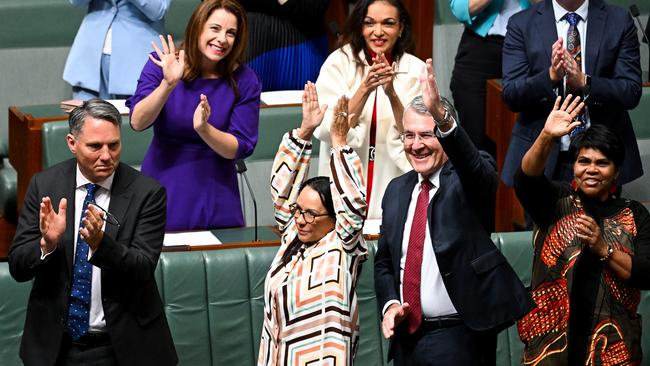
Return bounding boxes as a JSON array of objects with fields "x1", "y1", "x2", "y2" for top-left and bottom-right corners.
[
  {"x1": 485, "y1": 79, "x2": 525, "y2": 231},
  {"x1": 8, "y1": 105, "x2": 68, "y2": 214}
]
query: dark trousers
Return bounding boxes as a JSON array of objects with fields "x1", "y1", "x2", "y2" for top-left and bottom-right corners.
[
  {"x1": 55, "y1": 333, "x2": 119, "y2": 366},
  {"x1": 450, "y1": 28, "x2": 504, "y2": 158},
  {"x1": 393, "y1": 324, "x2": 497, "y2": 366}
]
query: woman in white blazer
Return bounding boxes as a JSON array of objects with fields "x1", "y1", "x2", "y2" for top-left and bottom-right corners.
[
  {"x1": 63, "y1": 0, "x2": 171, "y2": 99},
  {"x1": 314, "y1": 0, "x2": 424, "y2": 219}
]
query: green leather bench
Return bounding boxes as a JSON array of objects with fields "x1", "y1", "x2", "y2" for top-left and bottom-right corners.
[{"x1": 3, "y1": 233, "x2": 650, "y2": 365}]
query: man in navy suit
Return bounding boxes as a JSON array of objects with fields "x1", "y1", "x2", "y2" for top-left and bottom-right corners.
[
  {"x1": 374, "y1": 59, "x2": 533, "y2": 366},
  {"x1": 501, "y1": 0, "x2": 643, "y2": 187},
  {"x1": 9, "y1": 99, "x2": 177, "y2": 366}
]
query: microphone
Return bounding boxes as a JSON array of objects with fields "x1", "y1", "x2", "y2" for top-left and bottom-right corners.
[
  {"x1": 629, "y1": 5, "x2": 650, "y2": 82},
  {"x1": 235, "y1": 160, "x2": 259, "y2": 242}
]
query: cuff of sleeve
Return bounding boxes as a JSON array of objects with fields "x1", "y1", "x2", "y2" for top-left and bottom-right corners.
[
  {"x1": 40, "y1": 245, "x2": 55, "y2": 261},
  {"x1": 382, "y1": 299, "x2": 401, "y2": 317},
  {"x1": 290, "y1": 129, "x2": 313, "y2": 146},
  {"x1": 330, "y1": 144, "x2": 352, "y2": 153},
  {"x1": 436, "y1": 123, "x2": 457, "y2": 138}
]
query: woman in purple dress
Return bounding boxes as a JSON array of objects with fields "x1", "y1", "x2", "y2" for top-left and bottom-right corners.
[{"x1": 128, "y1": 0, "x2": 261, "y2": 231}]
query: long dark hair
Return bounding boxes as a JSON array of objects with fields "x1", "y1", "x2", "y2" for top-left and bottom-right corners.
[
  {"x1": 341, "y1": 0, "x2": 415, "y2": 71},
  {"x1": 279, "y1": 177, "x2": 335, "y2": 267},
  {"x1": 181, "y1": 0, "x2": 248, "y2": 98}
]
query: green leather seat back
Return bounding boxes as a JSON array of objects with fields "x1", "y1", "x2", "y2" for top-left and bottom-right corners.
[
  {"x1": 0, "y1": 261, "x2": 30, "y2": 366},
  {"x1": 41, "y1": 118, "x2": 153, "y2": 169},
  {"x1": 0, "y1": 168, "x2": 17, "y2": 222}
]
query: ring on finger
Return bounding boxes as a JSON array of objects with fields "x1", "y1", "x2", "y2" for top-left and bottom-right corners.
[{"x1": 335, "y1": 111, "x2": 348, "y2": 118}]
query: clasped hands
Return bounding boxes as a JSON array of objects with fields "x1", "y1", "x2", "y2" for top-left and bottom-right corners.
[
  {"x1": 363, "y1": 53, "x2": 398, "y2": 95},
  {"x1": 39, "y1": 196, "x2": 105, "y2": 255},
  {"x1": 550, "y1": 37, "x2": 585, "y2": 90}
]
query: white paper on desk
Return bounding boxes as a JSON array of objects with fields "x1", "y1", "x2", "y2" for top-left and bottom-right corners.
[
  {"x1": 260, "y1": 90, "x2": 303, "y2": 105},
  {"x1": 60, "y1": 99, "x2": 129, "y2": 115},
  {"x1": 105, "y1": 99, "x2": 129, "y2": 114},
  {"x1": 163, "y1": 231, "x2": 221, "y2": 246},
  {"x1": 363, "y1": 219, "x2": 382, "y2": 236}
]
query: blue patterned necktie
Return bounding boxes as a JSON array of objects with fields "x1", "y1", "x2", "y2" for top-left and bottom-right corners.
[{"x1": 67, "y1": 183, "x2": 97, "y2": 340}]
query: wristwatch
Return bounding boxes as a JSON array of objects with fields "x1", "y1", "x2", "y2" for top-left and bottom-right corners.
[{"x1": 434, "y1": 107, "x2": 453, "y2": 127}]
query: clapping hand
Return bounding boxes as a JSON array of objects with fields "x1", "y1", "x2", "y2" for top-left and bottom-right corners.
[
  {"x1": 542, "y1": 95, "x2": 584, "y2": 138},
  {"x1": 377, "y1": 53, "x2": 397, "y2": 95},
  {"x1": 549, "y1": 38, "x2": 565, "y2": 83},
  {"x1": 381, "y1": 303, "x2": 411, "y2": 339},
  {"x1": 150, "y1": 34, "x2": 186, "y2": 88},
  {"x1": 39, "y1": 197, "x2": 67, "y2": 255},
  {"x1": 363, "y1": 53, "x2": 394, "y2": 92},
  {"x1": 193, "y1": 94, "x2": 211, "y2": 132},
  {"x1": 80, "y1": 204, "x2": 105, "y2": 251},
  {"x1": 297, "y1": 81, "x2": 327, "y2": 140},
  {"x1": 330, "y1": 96, "x2": 355, "y2": 147}
]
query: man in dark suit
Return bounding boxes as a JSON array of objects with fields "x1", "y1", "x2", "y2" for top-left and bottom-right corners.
[
  {"x1": 8, "y1": 99, "x2": 177, "y2": 366},
  {"x1": 374, "y1": 59, "x2": 533, "y2": 366},
  {"x1": 501, "y1": 0, "x2": 642, "y2": 187}
]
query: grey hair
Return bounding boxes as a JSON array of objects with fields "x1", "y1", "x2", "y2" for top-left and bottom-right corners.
[
  {"x1": 402, "y1": 95, "x2": 457, "y2": 126},
  {"x1": 68, "y1": 99, "x2": 121, "y2": 137}
]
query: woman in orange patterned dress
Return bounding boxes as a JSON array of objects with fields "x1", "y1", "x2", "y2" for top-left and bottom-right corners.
[{"x1": 514, "y1": 95, "x2": 650, "y2": 365}]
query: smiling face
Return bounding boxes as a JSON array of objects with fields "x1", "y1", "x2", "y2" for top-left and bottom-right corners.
[
  {"x1": 67, "y1": 117, "x2": 121, "y2": 183},
  {"x1": 198, "y1": 8, "x2": 238, "y2": 70},
  {"x1": 362, "y1": 0, "x2": 403, "y2": 55},
  {"x1": 403, "y1": 108, "x2": 448, "y2": 177},
  {"x1": 573, "y1": 147, "x2": 618, "y2": 201},
  {"x1": 293, "y1": 186, "x2": 335, "y2": 243}
]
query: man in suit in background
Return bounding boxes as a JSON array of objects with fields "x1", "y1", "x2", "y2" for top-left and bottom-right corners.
[
  {"x1": 9, "y1": 99, "x2": 177, "y2": 365},
  {"x1": 374, "y1": 59, "x2": 533, "y2": 366},
  {"x1": 501, "y1": 0, "x2": 643, "y2": 187}
]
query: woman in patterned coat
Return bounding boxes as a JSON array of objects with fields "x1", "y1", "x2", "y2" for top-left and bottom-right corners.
[
  {"x1": 258, "y1": 82, "x2": 367, "y2": 365},
  {"x1": 514, "y1": 95, "x2": 650, "y2": 365}
]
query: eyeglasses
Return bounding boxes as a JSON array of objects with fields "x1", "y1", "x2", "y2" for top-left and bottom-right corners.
[
  {"x1": 84, "y1": 201, "x2": 120, "y2": 228},
  {"x1": 289, "y1": 203, "x2": 329, "y2": 224},
  {"x1": 399, "y1": 130, "x2": 437, "y2": 143}
]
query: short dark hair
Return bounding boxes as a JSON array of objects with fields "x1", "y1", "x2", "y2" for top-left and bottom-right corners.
[
  {"x1": 299, "y1": 176, "x2": 335, "y2": 219},
  {"x1": 68, "y1": 99, "x2": 121, "y2": 137},
  {"x1": 569, "y1": 124, "x2": 625, "y2": 170},
  {"x1": 342, "y1": 0, "x2": 415, "y2": 70}
]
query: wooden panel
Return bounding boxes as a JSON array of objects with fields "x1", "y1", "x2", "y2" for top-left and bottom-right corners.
[{"x1": 485, "y1": 79, "x2": 524, "y2": 231}]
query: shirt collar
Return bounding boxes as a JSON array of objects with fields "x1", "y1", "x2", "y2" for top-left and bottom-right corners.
[
  {"x1": 553, "y1": 0, "x2": 589, "y2": 23},
  {"x1": 75, "y1": 165, "x2": 115, "y2": 192},
  {"x1": 418, "y1": 167, "x2": 442, "y2": 190}
]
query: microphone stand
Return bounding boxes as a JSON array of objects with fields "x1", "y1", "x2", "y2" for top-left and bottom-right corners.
[
  {"x1": 629, "y1": 5, "x2": 650, "y2": 82},
  {"x1": 236, "y1": 160, "x2": 258, "y2": 242}
]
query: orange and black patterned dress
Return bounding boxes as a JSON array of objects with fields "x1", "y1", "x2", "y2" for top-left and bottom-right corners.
[{"x1": 514, "y1": 169, "x2": 650, "y2": 366}]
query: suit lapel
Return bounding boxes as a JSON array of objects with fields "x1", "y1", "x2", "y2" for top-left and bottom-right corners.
[
  {"x1": 63, "y1": 161, "x2": 78, "y2": 278},
  {"x1": 536, "y1": 0, "x2": 559, "y2": 63},
  {"x1": 106, "y1": 164, "x2": 133, "y2": 241},
  {"x1": 394, "y1": 172, "x2": 418, "y2": 248},
  {"x1": 585, "y1": 0, "x2": 606, "y2": 74}
]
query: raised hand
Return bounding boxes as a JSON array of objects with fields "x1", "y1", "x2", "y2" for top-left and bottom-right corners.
[
  {"x1": 79, "y1": 204, "x2": 105, "y2": 251},
  {"x1": 39, "y1": 197, "x2": 67, "y2": 254},
  {"x1": 150, "y1": 34, "x2": 186, "y2": 88},
  {"x1": 330, "y1": 96, "x2": 355, "y2": 147},
  {"x1": 297, "y1": 81, "x2": 327, "y2": 140},
  {"x1": 542, "y1": 95, "x2": 584, "y2": 138},
  {"x1": 193, "y1": 94, "x2": 211, "y2": 132},
  {"x1": 419, "y1": 58, "x2": 445, "y2": 120}
]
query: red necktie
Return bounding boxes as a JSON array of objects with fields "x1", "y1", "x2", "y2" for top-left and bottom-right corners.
[{"x1": 402, "y1": 179, "x2": 432, "y2": 333}]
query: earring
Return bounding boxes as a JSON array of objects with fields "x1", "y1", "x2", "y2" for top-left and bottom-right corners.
[{"x1": 571, "y1": 179, "x2": 578, "y2": 191}]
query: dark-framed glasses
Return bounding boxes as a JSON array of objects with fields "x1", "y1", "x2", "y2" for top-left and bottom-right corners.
[
  {"x1": 289, "y1": 203, "x2": 329, "y2": 224},
  {"x1": 399, "y1": 130, "x2": 437, "y2": 143},
  {"x1": 85, "y1": 201, "x2": 120, "y2": 228}
]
